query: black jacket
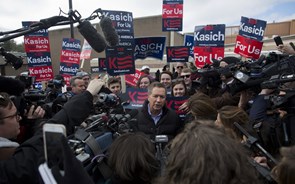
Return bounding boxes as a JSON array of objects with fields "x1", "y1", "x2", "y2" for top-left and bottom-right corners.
[
  {"x1": 133, "y1": 100, "x2": 183, "y2": 141},
  {"x1": 0, "y1": 91, "x2": 94, "y2": 184}
]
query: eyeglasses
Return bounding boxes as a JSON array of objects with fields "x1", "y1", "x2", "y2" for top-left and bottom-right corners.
[
  {"x1": 176, "y1": 66, "x2": 184, "y2": 69},
  {"x1": 181, "y1": 75, "x2": 191, "y2": 79},
  {"x1": 0, "y1": 111, "x2": 21, "y2": 121}
]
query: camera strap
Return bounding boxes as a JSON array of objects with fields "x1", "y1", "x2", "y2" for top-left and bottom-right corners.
[{"x1": 74, "y1": 129, "x2": 112, "y2": 180}]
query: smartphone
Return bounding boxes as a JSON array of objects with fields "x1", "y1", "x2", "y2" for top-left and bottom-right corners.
[
  {"x1": 274, "y1": 36, "x2": 283, "y2": 46},
  {"x1": 43, "y1": 123, "x2": 66, "y2": 168}
]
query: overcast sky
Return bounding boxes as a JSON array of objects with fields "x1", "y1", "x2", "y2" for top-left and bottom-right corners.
[{"x1": 1, "y1": 0, "x2": 295, "y2": 43}]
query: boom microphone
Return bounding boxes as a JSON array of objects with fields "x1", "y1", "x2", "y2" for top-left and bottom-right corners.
[
  {"x1": 99, "y1": 16, "x2": 119, "y2": 47},
  {"x1": 78, "y1": 20, "x2": 107, "y2": 53}
]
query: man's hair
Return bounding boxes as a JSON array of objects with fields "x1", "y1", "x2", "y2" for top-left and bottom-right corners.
[
  {"x1": 217, "y1": 106, "x2": 249, "y2": 140},
  {"x1": 108, "y1": 132, "x2": 159, "y2": 183},
  {"x1": 160, "y1": 71, "x2": 172, "y2": 80},
  {"x1": 148, "y1": 82, "x2": 166, "y2": 95},
  {"x1": 70, "y1": 76, "x2": 83, "y2": 87},
  {"x1": 272, "y1": 146, "x2": 295, "y2": 184},
  {"x1": 0, "y1": 92, "x2": 13, "y2": 123},
  {"x1": 187, "y1": 92, "x2": 217, "y2": 121},
  {"x1": 107, "y1": 77, "x2": 121, "y2": 87},
  {"x1": 157, "y1": 122, "x2": 260, "y2": 184}
]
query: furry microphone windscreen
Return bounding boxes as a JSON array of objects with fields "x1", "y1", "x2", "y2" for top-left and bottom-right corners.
[{"x1": 0, "y1": 76, "x2": 25, "y2": 96}]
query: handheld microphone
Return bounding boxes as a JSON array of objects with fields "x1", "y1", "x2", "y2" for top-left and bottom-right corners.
[
  {"x1": 78, "y1": 20, "x2": 107, "y2": 53},
  {"x1": 99, "y1": 16, "x2": 119, "y2": 47}
]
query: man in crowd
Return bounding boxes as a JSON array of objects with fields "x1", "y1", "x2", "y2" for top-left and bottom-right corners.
[
  {"x1": 107, "y1": 77, "x2": 122, "y2": 96},
  {"x1": 133, "y1": 82, "x2": 182, "y2": 141},
  {"x1": 76, "y1": 71, "x2": 91, "y2": 87},
  {"x1": 173, "y1": 62, "x2": 187, "y2": 79}
]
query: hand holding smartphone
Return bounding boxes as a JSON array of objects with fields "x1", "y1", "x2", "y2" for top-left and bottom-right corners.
[
  {"x1": 274, "y1": 35, "x2": 283, "y2": 46},
  {"x1": 43, "y1": 123, "x2": 66, "y2": 168}
]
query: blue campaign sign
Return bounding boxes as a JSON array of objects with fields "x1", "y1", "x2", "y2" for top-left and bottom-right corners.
[
  {"x1": 184, "y1": 34, "x2": 194, "y2": 57},
  {"x1": 239, "y1": 16, "x2": 267, "y2": 41},
  {"x1": 101, "y1": 10, "x2": 134, "y2": 48},
  {"x1": 166, "y1": 46, "x2": 190, "y2": 62},
  {"x1": 59, "y1": 62, "x2": 79, "y2": 76},
  {"x1": 134, "y1": 37, "x2": 166, "y2": 60},
  {"x1": 26, "y1": 52, "x2": 52, "y2": 67},
  {"x1": 120, "y1": 88, "x2": 148, "y2": 109},
  {"x1": 61, "y1": 38, "x2": 81, "y2": 52},
  {"x1": 106, "y1": 48, "x2": 135, "y2": 76},
  {"x1": 98, "y1": 58, "x2": 107, "y2": 71},
  {"x1": 194, "y1": 24, "x2": 225, "y2": 47},
  {"x1": 22, "y1": 21, "x2": 49, "y2": 37}
]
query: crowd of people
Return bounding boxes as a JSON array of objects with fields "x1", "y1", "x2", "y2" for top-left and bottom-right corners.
[{"x1": 0, "y1": 44, "x2": 294, "y2": 184}]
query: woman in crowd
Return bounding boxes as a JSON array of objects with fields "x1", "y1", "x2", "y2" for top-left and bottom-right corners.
[
  {"x1": 215, "y1": 105, "x2": 250, "y2": 140},
  {"x1": 271, "y1": 145, "x2": 295, "y2": 184},
  {"x1": 136, "y1": 75, "x2": 152, "y2": 89},
  {"x1": 157, "y1": 122, "x2": 261, "y2": 184},
  {"x1": 185, "y1": 92, "x2": 217, "y2": 124},
  {"x1": 107, "y1": 132, "x2": 159, "y2": 184},
  {"x1": 171, "y1": 79, "x2": 188, "y2": 97}
]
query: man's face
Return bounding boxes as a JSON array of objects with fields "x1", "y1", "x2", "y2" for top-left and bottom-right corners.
[
  {"x1": 176, "y1": 63, "x2": 185, "y2": 73},
  {"x1": 82, "y1": 76, "x2": 90, "y2": 87},
  {"x1": 148, "y1": 87, "x2": 166, "y2": 114},
  {"x1": 72, "y1": 79, "x2": 86, "y2": 95},
  {"x1": 109, "y1": 82, "x2": 121, "y2": 95},
  {"x1": 0, "y1": 103, "x2": 21, "y2": 139},
  {"x1": 180, "y1": 72, "x2": 192, "y2": 86},
  {"x1": 160, "y1": 73, "x2": 172, "y2": 88}
]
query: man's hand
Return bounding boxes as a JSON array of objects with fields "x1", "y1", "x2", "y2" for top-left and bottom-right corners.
[
  {"x1": 26, "y1": 105, "x2": 46, "y2": 119},
  {"x1": 86, "y1": 79, "x2": 105, "y2": 96},
  {"x1": 277, "y1": 44, "x2": 295, "y2": 55}
]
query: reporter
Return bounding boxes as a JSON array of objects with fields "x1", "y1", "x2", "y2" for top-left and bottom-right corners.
[{"x1": 0, "y1": 79, "x2": 105, "y2": 184}]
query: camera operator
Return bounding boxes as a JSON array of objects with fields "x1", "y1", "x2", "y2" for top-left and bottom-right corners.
[
  {"x1": 0, "y1": 79, "x2": 105, "y2": 184},
  {"x1": 249, "y1": 88, "x2": 292, "y2": 155},
  {"x1": 52, "y1": 76, "x2": 86, "y2": 114},
  {"x1": 44, "y1": 74, "x2": 65, "y2": 103}
]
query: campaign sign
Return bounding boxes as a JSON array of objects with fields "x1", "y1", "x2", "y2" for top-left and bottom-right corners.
[
  {"x1": 29, "y1": 65, "x2": 54, "y2": 82},
  {"x1": 62, "y1": 74, "x2": 72, "y2": 86},
  {"x1": 134, "y1": 37, "x2": 166, "y2": 60},
  {"x1": 24, "y1": 36, "x2": 50, "y2": 53},
  {"x1": 101, "y1": 10, "x2": 134, "y2": 48},
  {"x1": 166, "y1": 46, "x2": 190, "y2": 62},
  {"x1": 239, "y1": 16, "x2": 267, "y2": 41},
  {"x1": 194, "y1": 46, "x2": 224, "y2": 68},
  {"x1": 125, "y1": 69, "x2": 142, "y2": 87},
  {"x1": 234, "y1": 35, "x2": 263, "y2": 60},
  {"x1": 166, "y1": 96, "x2": 188, "y2": 121},
  {"x1": 122, "y1": 88, "x2": 148, "y2": 109},
  {"x1": 59, "y1": 62, "x2": 79, "y2": 76},
  {"x1": 80, "y1": 39, "x2": 92, "y2": 60},
  {"x1": 91, "y1": 67, "x2": 100, "y2": 74},
  {"x1": 22, "y1": 21, "x2": 49, "y2": 37},
  {"x1": 98, "y1": 58, "x2": 107, "y2": 71},
  {"x1": 184, "y1": 34, "x2": 194, "y2": 58},
  {"x1": 162, "y1": 0, "x2": 183, "y2": 31},
  {"x1": 194, "y1": 24, "x2": 225, "y2": 47},
  {"x1": 61, "y1": 38, "x2": 81, "y2": 52},
  {"x1": 60, "y1": 50, "x2": 81, "y2": 64},
  {"x1": 27, "y1": 52, "x2": 52, "y2": 67}
]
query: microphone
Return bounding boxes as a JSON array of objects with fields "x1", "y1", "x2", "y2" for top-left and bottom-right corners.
[
  {"x1": 39, "y1": 16, "x2": 69, "y2": 28},
  {"x1": 99, "y1": 16, "x2": 119, "y2": 47},
  {"x1": 78, "y1": 20, "x2": 107, "y2": 53},
  {"x1": 0, "y1": 76, "x2": 25, "y2": 96},
  {"x1": 0, "y1": 47, "x2": 23, "y2": 70}
]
